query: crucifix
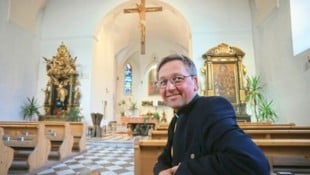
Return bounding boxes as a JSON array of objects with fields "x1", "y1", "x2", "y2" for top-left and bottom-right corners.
[{"x1": 124, "y1": 0, "x2": 162, "y2": 54}]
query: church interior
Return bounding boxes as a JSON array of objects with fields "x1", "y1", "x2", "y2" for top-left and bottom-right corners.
[{"x1": 0, "y1": 0, "x2": 310, "y2": 174}]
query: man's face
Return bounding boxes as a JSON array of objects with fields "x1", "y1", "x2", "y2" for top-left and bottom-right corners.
[{"x1": 158, "y1": 60, "x2": 198, "y2": 111}]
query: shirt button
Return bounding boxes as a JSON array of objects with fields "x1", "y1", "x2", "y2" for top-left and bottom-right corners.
[{"x1": 190, "y1": 153, "x2": 195, "y2": 159}]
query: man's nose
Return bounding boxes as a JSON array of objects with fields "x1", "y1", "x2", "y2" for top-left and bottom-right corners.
[{"x1": 165, "y1": 80, "x2": 176, "y2": 89}]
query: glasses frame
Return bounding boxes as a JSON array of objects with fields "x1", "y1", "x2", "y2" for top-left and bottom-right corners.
[{"x1": 155, "y1": 75, "x2": 195, "y2": 89}]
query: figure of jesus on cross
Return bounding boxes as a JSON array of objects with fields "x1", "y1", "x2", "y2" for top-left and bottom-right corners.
[{"x1": 124, "y1": 0, "x2": 162, "y2": 54}]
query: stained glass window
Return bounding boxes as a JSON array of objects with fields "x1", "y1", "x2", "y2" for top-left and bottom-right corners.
[{"x1": 124, "y1": 64, "x2": 132, "y2": 95}]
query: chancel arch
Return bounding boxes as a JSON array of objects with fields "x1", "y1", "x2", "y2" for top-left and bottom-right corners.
[{"x1": 96, "y1": 1, "x2": 192, "y2": 122}]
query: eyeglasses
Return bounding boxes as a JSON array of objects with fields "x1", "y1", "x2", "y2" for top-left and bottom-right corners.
[{"x1": 156, "y1": 75, "x2": 194, "y2": 89}]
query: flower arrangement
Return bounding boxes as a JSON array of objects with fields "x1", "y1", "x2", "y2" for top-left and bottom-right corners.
[{"x1": 118, "y1": 100, "x2": 126, "y2": 116}]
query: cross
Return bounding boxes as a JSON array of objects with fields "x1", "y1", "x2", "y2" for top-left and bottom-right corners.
[{"x1": 124, "y1": 0, "x2": 162, "y2": 54}]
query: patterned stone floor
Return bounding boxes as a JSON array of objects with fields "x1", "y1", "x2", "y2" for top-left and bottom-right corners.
[{"x1": 9, "y1": 134, "x2": 136, "y2": 175}]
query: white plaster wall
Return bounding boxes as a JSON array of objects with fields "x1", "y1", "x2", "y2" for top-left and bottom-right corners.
[
  {"x1": 251, "y1": 0, "x2": 310, "y2": 125},
  {"x1": 0, "y1": 0, "x2": 41, "y2": 121}
]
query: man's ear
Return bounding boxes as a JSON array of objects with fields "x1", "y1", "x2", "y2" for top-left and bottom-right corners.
[{"x1": 194, "y1": 76, "x2": 199, "y2": 91}]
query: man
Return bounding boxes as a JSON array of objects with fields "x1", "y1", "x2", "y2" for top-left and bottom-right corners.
[{"x1": 153, "y1": 54, "x2": 270, "y2": 175}]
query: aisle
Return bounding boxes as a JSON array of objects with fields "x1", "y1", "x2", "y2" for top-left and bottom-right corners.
[{"x1": 35, "y1": 134, "x2": 135, "y2": 175}]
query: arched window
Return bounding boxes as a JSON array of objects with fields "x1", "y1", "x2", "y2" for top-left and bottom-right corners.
[
  {"x1": 290, "y1": 0, "x2": 310, "y2": 55},
  {"x1": 124, "y1": 63, "x2": 132, "y2": 95}
]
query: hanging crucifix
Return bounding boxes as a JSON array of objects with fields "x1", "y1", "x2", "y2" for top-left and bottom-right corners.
[{"x1": 124, "y1": 0, "x2": 162, "y2": 54}]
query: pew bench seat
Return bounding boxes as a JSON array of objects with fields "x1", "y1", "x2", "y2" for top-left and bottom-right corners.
[
  {"x1": 0, "y1": 123, "x2": 51, "y2": 173},
  {"x1": 135, "y1": 139, "x2": 310, "y2": 175}
]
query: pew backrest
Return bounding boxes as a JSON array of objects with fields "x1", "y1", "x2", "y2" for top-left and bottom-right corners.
[
  {"x1": 0, "y1": 127, "x2": 14, "y2": 175},
  {"x1": 69, "y1": 122, "x2": 86, "y2": 152},
  {"x1": 41, "y1": 121, "x2": 74, "y2": 160},
  {"x1": 0, "y1": 122, "x2": 51, "y2": 172}
]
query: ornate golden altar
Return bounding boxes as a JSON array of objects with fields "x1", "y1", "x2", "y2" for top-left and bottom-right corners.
[
  {"x1": 201, "y1": 43, "x2": 250, "y2": 121},
  {"x1": 40, "y1": 42, "x2": 81, "y2": 120}
]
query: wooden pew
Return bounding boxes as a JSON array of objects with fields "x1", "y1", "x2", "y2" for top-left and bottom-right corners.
[
  {"x1": 1, "y1": 121, "x2": 74, "y2": 160},
  {"x1": 0, "y1": 123, "x2": 51, "y2": 172},
  {"x1": 151, "y1": 130, "x2": 168, "y2": 139},
  {"x1": 156, "y1": 122, "x2": 298, "y2": 130},
  {"x1": 246, "y1": 130, "x2": 310, "y2": 139},
  {"x1": 0, "y1": 127, "x2": 14, "y2": 175},
  {"x1": 238, "y1": 122, "x2": 295, "y2": 126},
  {"x1": 151, "y1": 129, "x2": 310, "y2": 140},
  {"x1": 41, "y1": 121, "x2": 74, "y2": 160},
  {"x1": 135, "y1": 139, "x2": 310, "y2": 175},
  {"x1": 156, "y1": 124, "x2": 168, "y2": 131},
  {"x1": 241, "y1": 125, "x2": 310, "y2": 130},
  {"x1": 69, "y1": 122, "x2": 86, "y2": 152}
]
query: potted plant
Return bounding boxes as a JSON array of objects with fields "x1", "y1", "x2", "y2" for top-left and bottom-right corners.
[
  {"x1": 258, "y1": 98, "x2": 278, "y2": 122},
  {"x1": 152, "y1": 112, "x2": 160, "y2": 121},
  {"x1": 118, "y1": 100, "x2": 126, "y2": 117},
  {"x1": 21, "y1": 96, "x2": 40, "y2": 121},
  {"x1": 245, "y1": 75, "x2": 278, "y2": 122},
  {"x1": 245, "y1": 76, "x2": 263, "y2": 122},
  {"x1": 64, "y1": 107, "x2": 83, "y2": 121},
  {"x1": 129, "y1": 101, "x2": 138, "y2": 116}
]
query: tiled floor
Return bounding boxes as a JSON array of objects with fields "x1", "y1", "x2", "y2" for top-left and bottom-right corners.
[{"x1": 10, "y1": 134, "x2": 136, "y2": 175}]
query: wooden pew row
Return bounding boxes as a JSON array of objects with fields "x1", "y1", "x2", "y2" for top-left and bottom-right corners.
[
  {"x1": 0, "y1": 121, "x2": 74, "y2": 160},
  {"x1": 151, "y1": 129, "x2": 310, "y2": 140},
  {"x1": 69, "y1": 122, "x2": 86, "y2": 152},
  {"x1": 42, "y1": 121, "x2": 74, "y2": 160},
  {"x1": 1, "y1": 121, "x2": 86, "y2": 152},
  {"x1": 238, "y1": 122, "x2": 295, "y2": 126},
  {"x1": 155, "y1": 123, "x2": 297, "y2": 131},
  {"x1": 240, "y1": 125, "x2": 310, "y2": 130},
  {"x1": 0, "y1": 123, "x2": 51, "y2": 172},
  {"x1": 134, "y1": 139, "x2": 310, "y2": 175},
  {"x1": 156, "y1": 123, "x2": 169, "y2": 131},
  {"x1": 0, "y1": 127, "x2": 14, "y2": 175}
]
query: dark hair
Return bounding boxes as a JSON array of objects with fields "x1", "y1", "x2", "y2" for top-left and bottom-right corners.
[{"x1": 156, "y1": 54, "x2": 197, "y2": 78}]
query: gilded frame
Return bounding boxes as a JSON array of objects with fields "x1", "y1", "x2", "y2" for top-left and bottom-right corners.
[{"x1": 201, "y1": 43, "x2": 248, "y2": 117}]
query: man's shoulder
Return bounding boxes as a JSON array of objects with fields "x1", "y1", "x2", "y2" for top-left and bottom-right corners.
[{"x1": 197, "y1": 96, "x2": 230, "y2": 104}]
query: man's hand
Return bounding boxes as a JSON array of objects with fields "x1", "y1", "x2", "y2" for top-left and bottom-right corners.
[
  {"x1": 171, "y1": 164, "x2": 180, "y2": 175},
  {"x1": 158, "y1": 168, "x2": 173, "y2": 175},
  {"x1": 159, "y1": 164, "x2": 180, "y2": 175}
]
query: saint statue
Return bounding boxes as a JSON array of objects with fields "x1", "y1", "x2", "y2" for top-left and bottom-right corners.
[
  {"x1": 74, "y1": 88, "x2": 81, "y2": 104},
  {"x1": 57, "y1": 83, "x2": 68, "y2": 103}
]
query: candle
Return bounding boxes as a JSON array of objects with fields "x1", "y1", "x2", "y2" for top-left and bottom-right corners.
[{"x1": 154, "y1": 100, "x2": 158, "y2": 107}]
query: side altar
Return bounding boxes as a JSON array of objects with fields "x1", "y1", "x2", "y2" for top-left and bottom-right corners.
[
  {"x1": 39, "y1": 43, "x2": 81, "y2": 121},
  {"x1": 120, "y1": 117, "x2": 158, "y2": 136},
  {"x1": 201, "y1": 43, "x2": 250, "y2": 121}
]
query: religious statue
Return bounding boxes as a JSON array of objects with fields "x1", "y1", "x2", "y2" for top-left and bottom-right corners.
[
  {"x1": 123, "y1": 0, "x2": 162, "y2": 54},
  {"x1": 74, "y1": 87, "x2": 81, "y2": 104},
  {"x1": 57, "y1": 83, "x2": 68, "y2": 103},
  {"x1": 43, "y1": 87, "x2": 50, "y2": 104},
  {"x1": 41, "y1": 42, "x2": 81, "y2": 117}
]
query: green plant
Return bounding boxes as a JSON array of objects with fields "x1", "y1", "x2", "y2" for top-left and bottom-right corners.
[
  {"x1": 245, "y1": 76, "x2": 263, "y2": 122},
  {"x1": 21, "y1": 96, "x2": 40, "y2": 120},
  {"x1": 245, "y1": 75, "x2": 278, "y2": 122},
  {"x1": 118, "y1": 100, "x2": 126, "y2": 116},
  {"x1": 258, "y1": 98, "x2": 278, "y2": 122},
  {"x1": 129, "y1": 101, "x2": 138, "y2": 111},
  {"x1": 65, "y1": 107, "x2": 83, "y2": 121},
  {"x1": 152, "y1": 112, "x2": 160, "y2": 121}
]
